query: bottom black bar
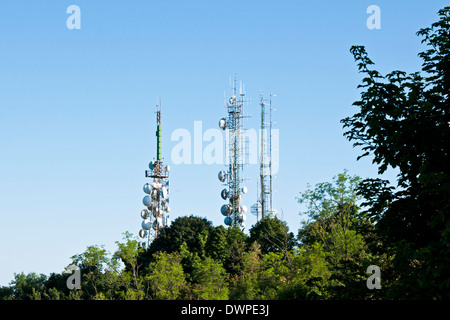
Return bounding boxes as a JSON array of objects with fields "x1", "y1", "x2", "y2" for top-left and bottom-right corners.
[{"x1": 1, "y1": 300, "x2": 445, "y2": 318}]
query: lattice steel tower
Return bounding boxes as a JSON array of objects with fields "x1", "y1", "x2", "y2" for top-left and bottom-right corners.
[
  {"x1": 218, "y1": 77, "x2": 249, "y2": 229},
  {"x1": 258, "y1": 93, "x2": 274, "y2": 219},
  {"x1": 139, "y1": 103, "x2": 171, "y2": 248}
]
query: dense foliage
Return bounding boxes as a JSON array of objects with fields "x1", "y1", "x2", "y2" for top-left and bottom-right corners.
[
  {"x1": 342, "y1": 6, "x2": 450, "y2": 299},
  {"x1": 1, "y1": 6, "x2": 449, "y2": 300},
  {"x1": 0, "y1": 172, "x2": 388, "y2": 300}
]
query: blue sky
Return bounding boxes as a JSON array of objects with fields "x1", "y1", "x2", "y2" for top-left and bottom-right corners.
[{"x1": 0, "y1": 0, "x2": 446, "y2": 285}]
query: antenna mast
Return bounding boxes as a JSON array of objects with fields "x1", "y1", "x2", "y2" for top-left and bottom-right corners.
[
  {"x1": 218, "y1": 76, "x2": 249, "y2": 229},
  {"x1": 258, "y1": 93, "x2": 275, "y2": 219},
  {"x1": 139, "y1": 101, "x2": 171, "y2": 248}
]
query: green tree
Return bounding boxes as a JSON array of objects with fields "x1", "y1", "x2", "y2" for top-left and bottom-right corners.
[
  {"x1": 0, "y1": 286, "x2": 13, "y2": 300},
  {"x1": 297, "y1": 171, "x2": 368, "y2": 253},
  {"x1": 222, "y1": 227, "x2": 248, "y2": 275},
  {"x1": 69, "y1": 244, "x2": 118, "y2": 300},
  {"x1": 229, "y1": 242, "x2": 262, "y2": 300},
  {"x1": 205, "y1": 225, "x2": 228, "y2": 263},
  {"x1": 147, "y1": 251, "x2": 187, "y2": 300},
  {"x1": 190, "y1": 256, "x2": 229, "y2": 300},
  {"x1": 285, "y1": 243, "x2": 333, "y2": 299},
  {"x1": 257, "y1": 251, "x2": 291, "y2": 299},
  {"x1": 297, "y1": 171, "x2": 381, "y2": 299},
  {"x1": 8, "y1": 272, "x2": 47, "y2": 300},
  {"x1": 70, "y1": 245, "x2": 111, "y2": 274},
  {"x1": 247, "y1": 217, "x2": 296, "y2": 256},
  {"x1": 178, "y1": 241, "x2": 229, "y2": 299},
  {"x1": 43, "y1": 272, "x2": 70, "y2": 299},
  {"x1": 341, "y1": 7, "x2": 450, "y2": 298},
  {"x1": 113, "y1": 232, "x2": 146, "y2": 299},
  {"x1": 148, "y1": 215, "x2": 213, "y2": 257}
]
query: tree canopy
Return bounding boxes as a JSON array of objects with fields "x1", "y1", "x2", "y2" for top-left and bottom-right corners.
[{"x1": 341, "y1": 6, "x2": 450, "y2": 298}]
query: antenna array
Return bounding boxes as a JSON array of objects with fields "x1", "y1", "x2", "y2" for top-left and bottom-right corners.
[
  {"x1": 218, "y1": 77, "x2": 249, "y2": 229},
  {"x1": 139, "y1": 103, "x2": 171, "y2": 248}
]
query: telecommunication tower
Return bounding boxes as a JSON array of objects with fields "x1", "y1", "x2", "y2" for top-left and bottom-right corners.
[
  {"x1": 139, "y1": 103, "x2": 171, "y2": 248},
  {"x1": 218, "y1": 77, "x2": 249, "y2": 229},
  {"x1": 252, "y1": 93, "x2": 277, "y2": 220}
]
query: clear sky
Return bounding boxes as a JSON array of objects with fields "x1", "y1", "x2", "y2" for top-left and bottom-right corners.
[{"x1": 0, "y1": 0, "x2": 446, "y2": 286}]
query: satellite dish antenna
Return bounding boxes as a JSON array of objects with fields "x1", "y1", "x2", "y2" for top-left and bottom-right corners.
[
  {"x1": 221, "y1": 204, "x2": 232, "y2": 216},
  {"x1": 224, "y1": 216, "x2": 232, "y2": 226},
  {"x1": 218, "y1": 170, "x2": 226, "y2": 182},
  {"x1": 143, "y1": 195, "x2": 152, "y2": 207},
  {"x1": 219, "y1": 118, "x2": 228, "y2": 130},
  {"x1": 143, "y1": 183, "x2": 152, "y2": 195},
  {"x1": 141, "y1": 219, "x2": 151, "y2": 230},
  {"x1": 250, "y1": 203, "x2": 261, "y2": 216},
  {"x1": 221, "y1": 189, "x2": 229, "y2": 200},
  {"x1": 139, "y1": 229, "x2": 147, "y2": 238},
  {"x1": 140, "y1": 209, "x2": 149, "y2": 219}
]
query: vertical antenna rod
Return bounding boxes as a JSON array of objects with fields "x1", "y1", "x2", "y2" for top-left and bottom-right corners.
[
  {"x1": 260, "y1": 94, "x2": 266, "y2": 219},
  {"x1": 269, "y1": 94, "x2": 273, "y2": 214},
  {"x1": 258, "y1": 93, "x2": 274, "y2": 220},
  {"x1": 156, "y1": 103, "x2": 162, "y2": 161}
]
